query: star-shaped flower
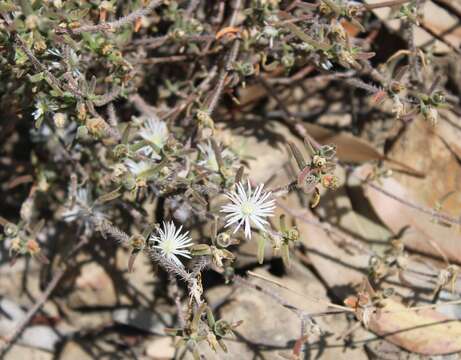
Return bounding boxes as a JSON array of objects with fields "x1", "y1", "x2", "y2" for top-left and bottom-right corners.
[
  {"x1": 220, "y1": 180, "x2": 276, "y2": 239},
  {"x1": 138, "y1": 118, "x2": 168, "y2": 159},
  {"x1": 124, "y1": 159, "x2": 152, "y2": 177},
  {"x1": 150, "y1": 221, "x2": 193, "y2": 267}
]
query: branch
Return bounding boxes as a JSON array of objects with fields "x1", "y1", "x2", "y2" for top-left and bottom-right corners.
[
  {"x1": 0, "y1": 269, "x2": 65, "y2": 356},
  {"x1": 419, "y1": 20, "x2": 461, "y2": 55},
  {"x1": 362, "y1": 178, "x2": 461, "y2": 226},
  {"x1": 67, "y1": 0, "x2": 162, "y2": 34},
  {"x1": 431, "y1": 0, "x2": 461, "y2": 22},
  {"x1": 1, "y1": 13, "x2": 83, "y2": 99},
  {"x1": 0, "y1": 236, "x2": 88, "y2": 357},
  {"x1": 98, "y1": 219, "x2": 202, "y2": 303},
  {"x1": 205, "y1": 0, "x2": 242, "y2": 115}
]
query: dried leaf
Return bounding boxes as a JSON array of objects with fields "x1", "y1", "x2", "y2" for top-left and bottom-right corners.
[
  {"x1": 387, "y1": 114, "x2": 461, "y2": 217},
  {"x1": 355, "y1": 164, "x2": 461, "y2": 263},
  {"x1": 278, "y1": 200, "x2": 368, "y2": 292},
  {"x1": 368, "y1": 298, "x2": 461, "y2": 355},
  {"x1": 128, "y1": 250, "x2": 139, "y2": 272},
  {"x1": 216, "y1": 26, "x2": 240, "y2": 40},
  {"x1": 235, "y1": 166, "x2": 244, "y2": 184},
  {"x1": 304, "y1": 123, "x2": 424, "y2": 176}
]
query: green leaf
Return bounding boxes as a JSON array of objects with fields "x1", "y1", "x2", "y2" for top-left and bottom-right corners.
[
  {"x1": 0, "y1": 2, "x2": 18, "y2": 12},
  {"x1": 35, "y1": 116, "x2": 44, "y2": 129},
  {"x1": 69, "y1": 8, "x2": 90, "y2": 21},
  {"x1": 257, "y1": 235, "x2": 266, "y2": 264},
  {"x1": 14, "y1": 48, "x2": 28, "y2": 65},
  {"x1": 28, "y1": 72, "x2": 45, "y2": 83},
  {"x1": 288, "y1": 142, "x2": 306, "y2": 171},
  {"x1": 283, "y1": 22, "x2": 330, "y2": 51},
  {"x1": 94, "y1": 186, "x2": 121, "y2": 204},
  {"x1": 281, "y1": 243, "x2": 290, "y2": 267}
]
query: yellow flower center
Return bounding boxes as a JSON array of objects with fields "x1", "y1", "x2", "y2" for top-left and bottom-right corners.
[
  {"x1": 162, "y1": 239, "x2": 174, "y2": 254},
  {"x1": 150, "y1": 134, "x2": 164, "y2": 148},
  {"x1": 241, "y1": 201, "x2": 254, "y2": 216}
]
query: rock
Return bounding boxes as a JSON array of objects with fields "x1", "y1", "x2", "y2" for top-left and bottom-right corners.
[
  {"x1": 115, "y1": 248, "x2": 159, "y2": 306},
  {"x1": 4, "y1": 345, "x2": 53, "y2": 360},
  {"x1": 58, "y1": 341, "x2": 93, "y2": 360},
  {"x1": 19, "y1": 326, "x2": 61, "y2": 352},
  {"x1": 113, "y1": 308, "x2": 173, "y2": 335},
  {"x1": 193, "y1": 266, "x2": 368, "y2": 359},
  {"x1": 388, "y1": 111, "x2": 461, "y2": 219},
  {"x1": 227, "y1": 119, "x2": 306, "y2": 266},
  {"x1": 68, "y1": 262, "x2": 117, "y2": 308},
  {"x1": 0, "y1": 298, "x2": 60, "y2": 352},
  {"x1": 145, "y1": 336, "x2": 175, "y2": 359},
  {"x1": 366, "y1": 0, "x2": 461, "y2": 53}
]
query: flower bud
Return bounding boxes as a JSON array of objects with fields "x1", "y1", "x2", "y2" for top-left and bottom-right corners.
[
  {"x1": 216, "y1": 232, "x2": 231, "y2": 248},
  {"x1": 129, "y1": 234, "x2": 145, "y2": 250},
  {"x1": 25, "y1": 15, "x2": 39, "y2": 30},
  {"x1": 312, "y1": 155, "x2": 326, "y2": 168},
  {"x1": 86, "y1": 117, "x2": 108, "y2": 137},
  {"x1": 53, "y1": 112, "x2": 67, "y2": 128},
  {"x1": 425, "y1": 107, "x2": 438, "y2": 126},
  {"x1": 77, "y1": 102, "x2": 87, "y2": 121},
  {"x1": 4, "y1": 223, "x2": 18, "y2": 237},
  {"x1": 26, "y1": 239, "x2": 40, "y2": 255},
  {"x1": 113, "y1": 144, "x2": 129, "y2": 159}
]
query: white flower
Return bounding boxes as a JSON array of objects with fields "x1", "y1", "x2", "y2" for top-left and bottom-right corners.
[
  {"x1": 124, "y1": 159, "x2": 152, "y2": 176},
  {"x1": 198, "y1": 141, "x2": 219, "y2": 171},
  {"x1": 137, "y1": 144, "x2": 161, "y2": 160},
  {"x1": 198, "y1": 141, "x2": 236, "y2": 172},
  {"x1": 47, "y1": 48, "x2": 62, "y2": 57},
  {"x1": 62, "y1": 188, "x2": 90, "y2": 222},
  {"x1": 150, "y1": 221, "x2": 193, "y2": 267},
  {"x1": 32, "y1": 100, "x2": 58, "y2": 122},
  {"x1": 32, "y1": 100, "x2": 46, "y2": 120},
  {"x1": 320, "y1": 59, "x2": 333, "y2": 71},
  {"x1": 62, "y1": 187, "x2": 105, "y2": 223},
  {"x1": 138, "y1": 118, "x2": 168, "y2": 158},
  {"x1": 197, "y1": 141, "x2": 231, "y2": 172},
  {"x1": 220, "y1": 180, "x2": 276, "y2": 239}
]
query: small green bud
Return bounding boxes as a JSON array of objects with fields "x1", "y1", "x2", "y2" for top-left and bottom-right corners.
[
  {"x1": 76, "y1": 125, "x2": 89, "y2": 140},
  {"x1": 431, "y1": 91, "x2": 445, "y2": 105},
  {"x1": 286, "y1": 228, "x2": 299, "y2": 242},
  {"x1": 113, "y1": 144, "x2": 129, "y2": 159},
  {"x1": 4, "y1": 223, "x2": 18, "y2": 237},
  {"x1": 214, "y1": 319, "x2": 231, "y2": 338},
  {"x1": 281, "y1": 53, "x2": 295, "y2": 68},
  {"x1": 237, "y1": 62, "x2": 254, "y2": 76},
  {"x1": 216, "y1": 232, "x2": 231, "y2": 248},
  {"x1": 196, "y1": 110, "x2": 214, "y2": 128}
]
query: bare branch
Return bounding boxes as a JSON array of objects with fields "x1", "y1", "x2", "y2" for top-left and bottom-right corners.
[{"x1": 67, "y1": 0, "x2": 162, "y2": 34}]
